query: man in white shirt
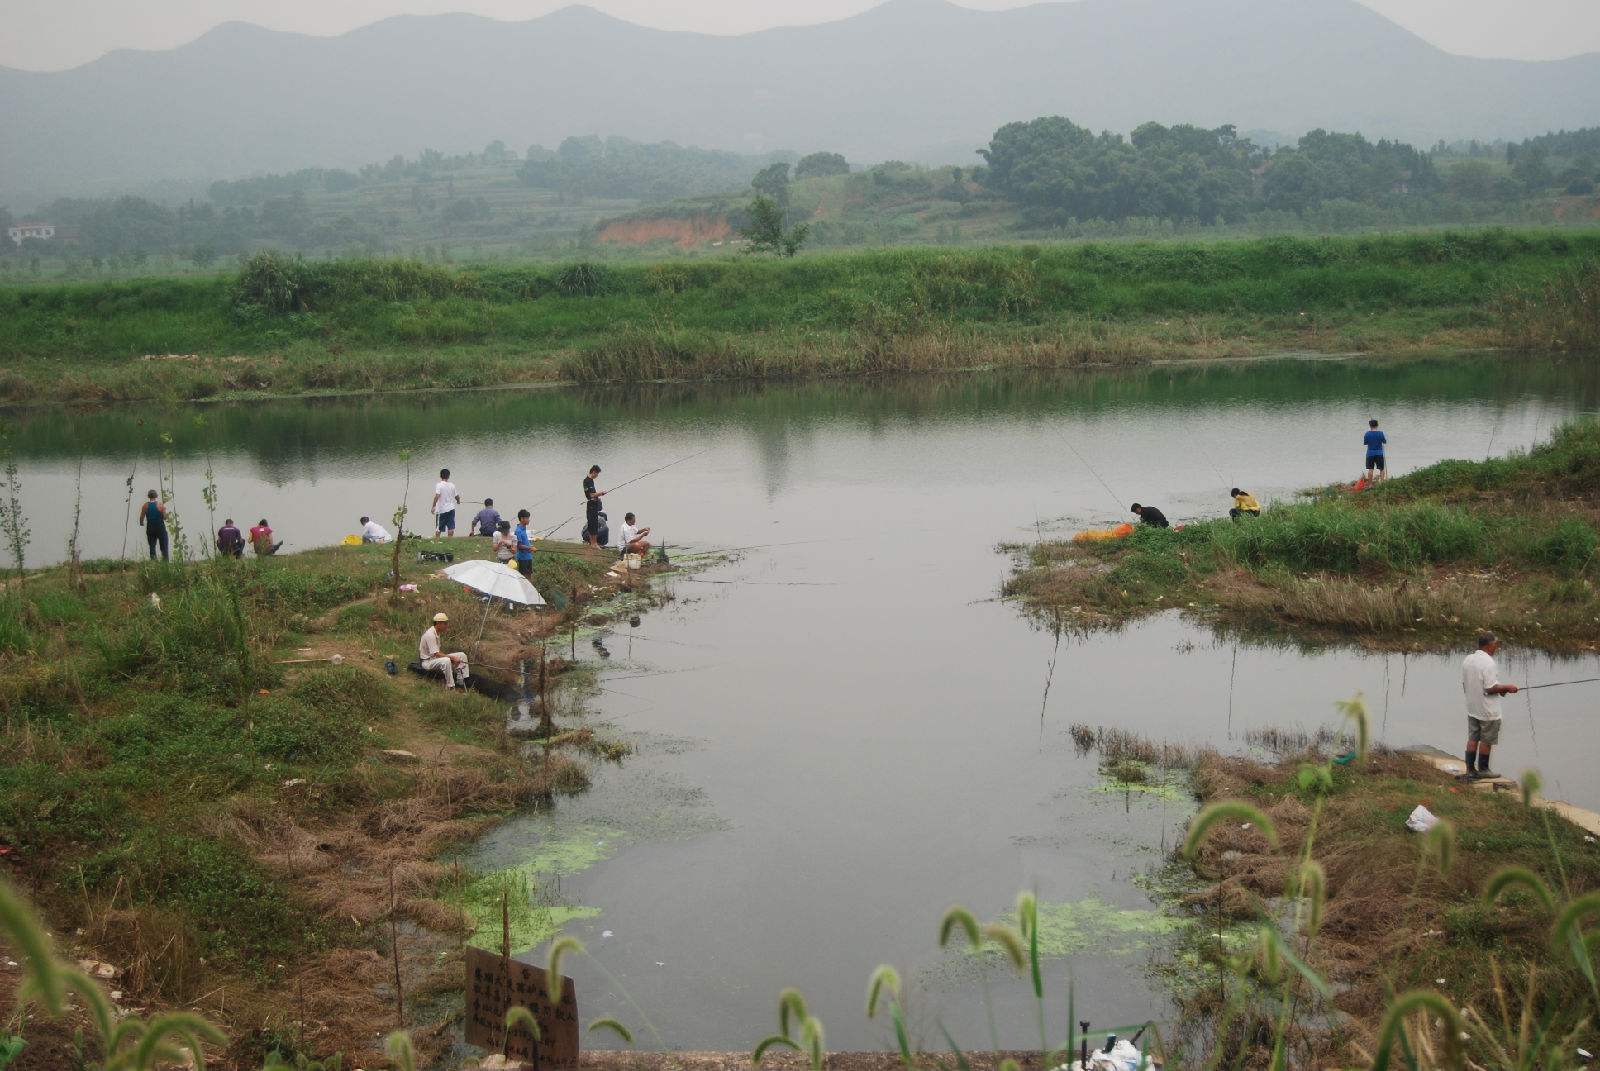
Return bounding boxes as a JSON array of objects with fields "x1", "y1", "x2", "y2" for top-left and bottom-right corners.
[
  {"x1": 419, "y1": 612, "x2": 470, "y2": 689},
  {"x1": 360, "y1": 515, "x2": 391, "y2": 543},
  {"x1": 619, "y1": 512, "x2": 651, "y2": 556},
  {"x1": 1461, "y1": 631, "x2": 1518, "y2": 779},
  {"x1": 431, "y1": 467, "x2": 460, "y2": 538}
]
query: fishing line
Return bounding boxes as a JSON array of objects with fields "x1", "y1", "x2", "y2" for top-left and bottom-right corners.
[
  {"x1": 1483, "y1": 405, "x2": 1507, "y2": 460},
  {"x1": 1226, "y1": 644, "x2": 1237, "y2": 740},
  {"x1": 1525, "y1": 684, "x2": 1541, "y2": 758},
  {"x1": 1038, "y1": 610, "x2": 1062, "y2": 731},
  {"x1": 1049, "y1": 425, "x2": 1126, "y2": 514},
  {"x1": 1382, "y1": 655, "x2": 1391, "y2": 737},
  {"x1": 677, "y1": 576, "x2": 840, "y2": 587},
  {"x1": 599, "y1": 664, "x2": 721, "y2": 682}
]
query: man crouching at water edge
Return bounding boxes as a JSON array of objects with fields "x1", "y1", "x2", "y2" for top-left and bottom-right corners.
[
  {"x1": 1130, "y1": 502, "x2": 1169, "y2": 528},
  {"x1": 619, "y1": 512, "x2": 651, "y2": 556},
  {"x1": 1462, "y1": 631, "x2": 1518, "y2": 779},
  {"x1": 420, "y1": 612, "x2": 470, "y2": 690}
]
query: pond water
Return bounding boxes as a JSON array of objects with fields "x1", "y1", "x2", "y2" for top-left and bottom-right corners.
[{"x1": 8, "y1": 355, "x2": 1600, "y2": 1050}]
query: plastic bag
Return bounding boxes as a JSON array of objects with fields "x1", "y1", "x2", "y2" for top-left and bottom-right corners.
[{"x1": 1406, "y1": 804, "x2": 1438, "y2": 832}]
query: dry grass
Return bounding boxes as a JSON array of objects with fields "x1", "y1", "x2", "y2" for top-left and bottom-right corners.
[
  {"x1": 1178, "y1": 749, "x2": 1600, "y2": 1062},
  {"x1": 1068, "y1": 723, "x2": 1200, "y2": 771}
]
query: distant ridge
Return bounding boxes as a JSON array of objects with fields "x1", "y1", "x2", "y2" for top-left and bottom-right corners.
[{"x1": 3, "y1": 0, "x2": 1599, "y2": 204}]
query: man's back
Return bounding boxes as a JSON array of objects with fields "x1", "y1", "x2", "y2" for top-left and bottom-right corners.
[
  {"x1": 1364, "y1": 428, "x2": 1386, "y2": 455},
  {"x1": 1462, "y1": 649, "x2": 1501, "y2": 719}
]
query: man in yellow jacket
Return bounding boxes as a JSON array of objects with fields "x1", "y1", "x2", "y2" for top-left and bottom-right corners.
[{"x1": 1229, "y1": 487, "x2": 1261, "y2": 520}]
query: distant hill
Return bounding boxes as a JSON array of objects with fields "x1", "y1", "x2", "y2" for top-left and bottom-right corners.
[{"x1": 4, "y1": 0, "x2": 1600, "y2": 205}]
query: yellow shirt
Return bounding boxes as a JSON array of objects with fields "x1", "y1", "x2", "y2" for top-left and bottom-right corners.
[{"x1": 1233, "y1": 493, "x2": 1261, "y2": 513}]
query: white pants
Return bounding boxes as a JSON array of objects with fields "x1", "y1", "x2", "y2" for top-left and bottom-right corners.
[{"x1": 422, "y1": 655, "x2": 470, "y2": 688}]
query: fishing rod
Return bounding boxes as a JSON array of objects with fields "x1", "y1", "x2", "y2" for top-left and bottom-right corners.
[
  {"x1": 1520, "y1": 676, "x2": 1600, "y2": 691},
  {"x1": 537, "y1": 449, "x2": 710, "y2": 538},
  {"x1": 603, "y1": 448, "x2": 711, "y2": 498}
]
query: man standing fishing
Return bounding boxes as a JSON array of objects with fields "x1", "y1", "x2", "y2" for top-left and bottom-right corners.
[
  {"x1": 1462, "y1": 631, "x2": 1518, "y2": 779},
  {"x1": 432, "y1": 468, "x2": 461, "y2": 538},
  {"x1": 513, "y1": 509, "x2": 536, "y2": 578},
  {"x1": 1363, "y1": 419, "x2": 1387, "y2": 483},
  {"x1": 139, "y1": 489, "x2": 169, "y2": 562},
  {"x1": 583, "y1": 465, "x2": 606, "y2": 546}
]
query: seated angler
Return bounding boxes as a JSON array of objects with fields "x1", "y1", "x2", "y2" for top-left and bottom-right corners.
[
  {"x1": 419, "y1": 612, "x2": 470, "y2": 690},
  {"x1": 619, "y1": 512, "x2": 652, "y2": 556}
]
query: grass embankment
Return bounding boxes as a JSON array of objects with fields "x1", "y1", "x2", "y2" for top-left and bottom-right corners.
[
  {"x1": 0, "y1": 536, "x2": 646, "y2": 1066},
  {"x1": 1176, "y1": 739, "x2": 1600, "y2": 1066},
  {"x1": 2, "y1": 231, "x2": 1598, "y2": 404},
  {"x1": 1007, "y1": 422, "x2": 1600, "y2": 651}
]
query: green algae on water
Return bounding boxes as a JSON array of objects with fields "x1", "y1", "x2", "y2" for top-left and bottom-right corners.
[
  {"x1": 1002, "y1": 898, "x2": 1185, "y2": 957},
  {"x1": 1094, "y1": 759, "x2": 1189, "y2": 802},
  {"x1": 453, "y1": 824, "x2": 623, "y2": 951}
]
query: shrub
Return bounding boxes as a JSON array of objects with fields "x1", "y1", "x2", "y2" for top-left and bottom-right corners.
[
  {"x1": 1527, "y1": 517, "x2": 1598, "y2": 576},
  {"x1": 555, "y1": 263, "x2": 613, "y2": 297},
  {"x1": 231, "y1": 251, "x2": 307, "y2": 314}
]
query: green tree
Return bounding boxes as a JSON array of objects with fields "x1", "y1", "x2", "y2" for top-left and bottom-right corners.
[
  {"x1": 794, "y1": 152, "x2": 849, "y2": 180},
  {"x1": 739, "y1": 196, "x2": 808, "y2": 257},
  {"x1": 1446, "y1": 159, "x2": 1496, "y2": 200},
  {"x1": 1513, "y1": 149, "x2": 1554, "y2": 192},
  {"x1": 752, "y1": 162, "x2": 792, "y2": 209}
]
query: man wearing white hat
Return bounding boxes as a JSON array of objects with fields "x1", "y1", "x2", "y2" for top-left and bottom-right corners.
[{"x1": 419, "y1": 612, "x2": 470, "y2": 689}]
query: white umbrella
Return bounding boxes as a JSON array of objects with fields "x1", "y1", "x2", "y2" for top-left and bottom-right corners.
[{"x1": 442, "y1": 559, "x2": 545, "y2": 606}]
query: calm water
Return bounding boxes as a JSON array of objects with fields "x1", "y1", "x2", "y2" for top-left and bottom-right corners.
[{"x1": 9, "y1": 356, "x2": 1600, "y2": 1049}]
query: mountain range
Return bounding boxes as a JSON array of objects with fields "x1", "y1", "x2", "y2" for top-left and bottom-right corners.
[{"x1": 4, "y1": 0, "x2": 1600, "y2": 206}]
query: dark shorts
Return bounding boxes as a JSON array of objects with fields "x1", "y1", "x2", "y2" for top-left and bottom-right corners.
[
  {"x1": 436, "y1": 509, "x2": 456, "y2": 531},
  {"x1": 516, "y1": 558, "x2": 533, "y2": 578},
  {"x1": 1467, "y1": 716, "x2": 1501, "y2": 745},
  {"x1": 1365, "y1": 454, "x2": 1385, "y2": 471}
]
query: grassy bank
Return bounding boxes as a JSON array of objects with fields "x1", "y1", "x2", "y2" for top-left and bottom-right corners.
[
  {"x1": 0, "y1": 535, "x2": 650, "y2": 1066},
  {"x1": 1, "y1": 231, "x2": 1597, "y2": 404},
  {"x1": 1006, "y1": 422, "x2": 1600, "y2": 650},
  {"x1": 1173, "y1": 727, "x2": 1600, "y2": 1066}
]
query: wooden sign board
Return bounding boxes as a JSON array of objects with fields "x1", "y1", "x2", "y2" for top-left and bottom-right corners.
[{"x1": 464, "y1": 946, "x2": 580, "y2": 1069}]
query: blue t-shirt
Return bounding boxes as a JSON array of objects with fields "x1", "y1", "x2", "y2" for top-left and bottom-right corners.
[
  {"x1": 514, "y1": 523, "x2": 534, "y2": 562},
  {"x1": 143, "y1": 500, "x2": 165, "y2": 528},
  {"x1": 1363, "y1": 429, "x2": 1386, "y2": 457}
]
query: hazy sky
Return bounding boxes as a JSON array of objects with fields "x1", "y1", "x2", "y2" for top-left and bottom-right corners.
[{"x1": 6, "y1": 0, "x2": 1599, "y2": 72}]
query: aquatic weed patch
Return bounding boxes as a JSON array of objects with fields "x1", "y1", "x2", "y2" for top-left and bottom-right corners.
[
  {"x1": 1003, "y1": 898, "x2": 1185, "y2": 957},
  {"x1": 452, "y1": 863, "x2": 604, "y2": 951}
]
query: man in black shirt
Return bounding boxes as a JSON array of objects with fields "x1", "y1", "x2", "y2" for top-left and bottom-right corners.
[
  {"x1": 1130, "y1": 502, "x2": 1169, "y2": 528},
  {"x1": 583, "y1": 465, "x2": 605, "y2": 545}
]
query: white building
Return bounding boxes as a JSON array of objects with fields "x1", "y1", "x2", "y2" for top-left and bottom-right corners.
[{"x1": 7, "y1": 222, "x2": 55, "y2": 245}]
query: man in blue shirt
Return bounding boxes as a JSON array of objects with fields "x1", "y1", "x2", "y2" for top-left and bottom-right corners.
[
  {"x1": 471, "y1": 498, "x2": 501, "y2": 537},
  {"x1": 513, "y1": 509, "x2": 535, "y2": 578},
  {"x1": 1363, "y1": 419, "x2": 1387, "y2": 482}
]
